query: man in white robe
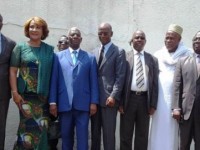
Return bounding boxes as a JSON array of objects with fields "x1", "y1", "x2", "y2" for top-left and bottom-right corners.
[{"x1": 148, "y1": 24, "x2": 191, "y2": 150}]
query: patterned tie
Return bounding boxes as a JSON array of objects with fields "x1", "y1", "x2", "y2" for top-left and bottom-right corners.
[
  {"x1": 98, "y1": 46, "x2": 104, "y2": 68},
  {"x1": 72, "y1": 50, "x2": 77, "y2": 65},
  {"x1": 136, "y1": 53, "x2": 144, "y2": 89}
]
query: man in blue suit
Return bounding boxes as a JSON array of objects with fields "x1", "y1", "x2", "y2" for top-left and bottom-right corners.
[{"x1": 49, "y1": 27, "x2": 99, "y2": 150}]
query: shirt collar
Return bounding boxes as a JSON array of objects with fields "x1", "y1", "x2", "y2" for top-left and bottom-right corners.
[
  {"x1": 69, "y1": 47, "x2": 80, "y2": 54},
  {"x1": 101, "y1": 41, "x2": 112, "y2": 50},
  {"x1": 133, "y1": 49, "x2": 144, "y2": 55}
]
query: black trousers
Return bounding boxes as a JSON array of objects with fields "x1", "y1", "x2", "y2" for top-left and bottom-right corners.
[
  {"x1": 91, "y1": 106, "x2": 101, "y2": 150},
  {"x1": 120, "y1": 94, "x2": 149, "y2": 150},
  {"x1": 179, "y1": 99, "x2": 200, "y2": 150},
  {"x1": 0, "y1": 97, "x2": 10, "y2": 150},
  {"x1": 49, "y1": 139, "x2": 58, "y2": 150}
]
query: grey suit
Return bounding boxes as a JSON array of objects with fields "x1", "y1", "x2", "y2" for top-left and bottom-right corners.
[
  {"x1": 120, "y1": 50, "x2": 158, "y2": 150},
  {"x1": 91, "y1": 43, "x2": 126, "y2": 150},
  {"x1": 172, "y1": 53, "x2": 200, "y2": 150},
  {"x1": 0, "y1": 34, "x2": 15, "y2": 150}
]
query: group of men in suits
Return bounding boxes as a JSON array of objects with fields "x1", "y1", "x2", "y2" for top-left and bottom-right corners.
[
  {"x1": 1, "y1": 11, "x2": 200, "y2": 150},
  {"x1": 48, "y1": 24, "x2": 200, "y2": 150},
  {"x1": 48, "y1": 22, "x2": 159, "y2": 150}
]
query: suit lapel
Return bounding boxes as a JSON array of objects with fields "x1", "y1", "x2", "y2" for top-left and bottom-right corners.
[
  {"x1": 128, "y1": 50, "x2": 134, "y2": 86},
  {"x1": 99, "y1": 44, "x2": 114, "y2": 69},
  {"x1": 64, "y1": 49, "x2": 74, "y2": 66},
  {"x1": 94, "y1": 47, "x2": 100, "y2": 63},
  {"x1": 64, "y1": 49, "x2": 86, "y2": 68},
  {"x1": 191, "y1": 54, "x2": 198, "y2": 79},
  {"x1": 75, "y1": 49, "x2": 85, "y2": 68},
  {"x1": 0, "y1": 35, "x2": 6, "y2": 55},
  {"x1": 128, "y1": 50, "x2": 134, "y2": 72},
  {"x1": 144, "y1": 52, "x2": 150, "y2": 76}
]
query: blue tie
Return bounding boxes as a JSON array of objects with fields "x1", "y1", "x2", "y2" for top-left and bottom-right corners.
[{"x1": 72, "y1": 50, "x2": 77, "y2": 65}]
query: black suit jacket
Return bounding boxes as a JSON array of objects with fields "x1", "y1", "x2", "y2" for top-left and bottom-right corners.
[
  {"x1": 0, "y1": 34, "x2": 16, "y2": 100},
  {"x1": 121, "y1": 50, "x2": 159, "y2": 111},
  {"x1": 93, "y1": 43, "x2": 126, "y2": 107}
]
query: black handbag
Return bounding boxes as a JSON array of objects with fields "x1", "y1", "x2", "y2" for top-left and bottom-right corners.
[{"x1": 48, "y1": 116, "x2": 61, "y2": 140}]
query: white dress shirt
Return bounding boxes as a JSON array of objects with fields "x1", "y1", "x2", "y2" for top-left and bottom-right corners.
[
  {"x1": 131, "y1": 49, "x2": 148, "y2": 91},
  {"x1": 99, "y1": 41, "x2": 112, "y2": 56}
]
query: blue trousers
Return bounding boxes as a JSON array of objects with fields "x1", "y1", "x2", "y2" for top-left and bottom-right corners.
[{"x1": 60, "y1": 110, "x2": 89, "y2": 150}]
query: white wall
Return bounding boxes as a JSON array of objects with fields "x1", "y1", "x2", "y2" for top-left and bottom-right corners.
[
  {"x1": 1, "y1": 0, "x2": 200, "y2": 53},
  {"x1": 1, "y1": 0, "x2": 199, "y2": 149}
]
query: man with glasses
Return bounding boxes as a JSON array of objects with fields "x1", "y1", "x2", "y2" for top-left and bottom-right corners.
[
  {"x1": 91, "y1": 22, "x2": 126, "y2": 150},
  {"x1": 57, "y1": 35, "x2": 69, "y2": 51}
]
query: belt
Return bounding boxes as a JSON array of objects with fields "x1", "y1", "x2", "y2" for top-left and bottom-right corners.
[{"x1": 131, "y1": 91, "x2": 147, "y2": 96}]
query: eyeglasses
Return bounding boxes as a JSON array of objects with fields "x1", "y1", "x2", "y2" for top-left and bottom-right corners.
[
  {"x1": 98, "y1": 32, "x2": 109, "y2": 36},
  {"x1": 134, "y1": 36, "x2": 145, "y2": 40},
  {"x1": 58, "y1": 41, "x2": 68, "y2": 44},
  {"x1": 193, "y1": 37, "x2": 200, "y2": 42}
]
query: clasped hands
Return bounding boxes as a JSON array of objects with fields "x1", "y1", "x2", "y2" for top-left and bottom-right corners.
[
  {"x1": 106, "y1": 96, "x2": 115, "y2": 107},
  {"x1": 172, "y1": 109, "x2": 181, "y2": 121}
]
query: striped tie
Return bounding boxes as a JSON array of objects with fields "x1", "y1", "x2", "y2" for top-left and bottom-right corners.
[{"x1": 136, "y1": 53, "x2": 144, "y2": 89}]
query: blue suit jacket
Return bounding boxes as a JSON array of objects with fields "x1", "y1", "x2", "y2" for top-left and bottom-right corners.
[{"x1": 49, "y1": 49, "x2": 99, "y2": 112}]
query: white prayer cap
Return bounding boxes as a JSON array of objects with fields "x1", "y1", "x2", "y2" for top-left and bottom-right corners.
[{"x1": 168, "y1": 24, "x2": 183, "y2": 36}]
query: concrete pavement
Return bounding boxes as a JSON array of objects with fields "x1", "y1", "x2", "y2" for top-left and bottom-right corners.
[{"x1": 5, "y1": 100, "x2": 194, "y2": 150}]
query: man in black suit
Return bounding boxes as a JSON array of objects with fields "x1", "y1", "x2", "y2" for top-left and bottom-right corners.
[
  {"x1": 172, "y1": 31, "x2": 200, "y2": 150},
  {"x1": 119, "y1": 30, "x2": 158, "y2": 150},
  {"x1": 91, "y1": 22, "x2": 126, "y2": 150},
  {"x1": 0, "y1": 13, "x2": 16, "y2": 150}
]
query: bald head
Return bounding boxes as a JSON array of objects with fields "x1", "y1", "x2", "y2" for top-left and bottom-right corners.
[
  {"x1": 68, "y1": 27, "x2": 82, "y2": 50},
  {"x1": 130, "y1": 30, "x2": 146, "y2": 52},
  {"x1": 98, "y1": 23, "x2": 112, "y2": 31},
  {"x1": 98, "y1": 22, "x2": 113, "y2": 45},
  {"x1": 132, "y1": 30, "x2": 146, "y2": 39},
  {"x1": 68, "y1": 27, "x2": 81, "y2": 36}
]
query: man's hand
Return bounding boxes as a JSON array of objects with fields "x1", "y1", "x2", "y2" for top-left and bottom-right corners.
[
  {"x1": 172, "y1": 109, "x2": 181, "y2": 121},
  {"x1": 148, "y1": 107, "x2": 156, "y2": 116},
  {"x1": 90, "y1": 104, "x2": 97, "y2": 116},
  {"x1": 118, "y1": 105, "x2": 124, "y2": 114},
  {"x1": 106, "y1": 97, "x2": 115, "y2": 107},
  {"x1": 49, "y1": 104, "x2": 57, "y2": 117}
]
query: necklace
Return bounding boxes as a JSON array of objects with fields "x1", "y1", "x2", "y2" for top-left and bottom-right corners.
[
  {"x1": 28, "y1": 40, "x2": 41, "y2": 65},
  {"x1": 31, "y1": 46, "x2": 41, "y2": 65}
]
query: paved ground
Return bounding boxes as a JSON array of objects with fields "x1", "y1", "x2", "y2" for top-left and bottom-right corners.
[
  {"x1": 5, "y1": 100, "x2": 61, "y2": 150},
  {"x1": 4, "y1": 100, "x2": 119, "y2": 150},
  {"x1": 5, "y1": 100, "x2": 194, "y2": 150}
]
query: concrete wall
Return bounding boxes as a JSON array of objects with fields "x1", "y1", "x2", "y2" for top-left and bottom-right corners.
[
  {"x1": 1, "y1": 0, "x2": 200, "y2": 53},
  {"x1": 1, "y1": 0, "x2": 199, "y2": 149}
]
